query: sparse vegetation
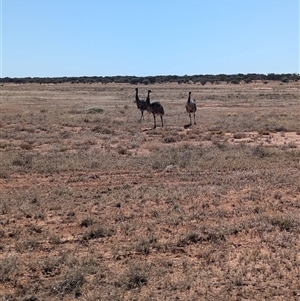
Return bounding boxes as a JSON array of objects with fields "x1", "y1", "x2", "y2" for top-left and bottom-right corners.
[
  {"x1": 86, "y1": 107, "x2": 104, "y2": 114},
  {"x1": 233, "y1": 131, "x2": 247, "y2": 139},
  {"x1": 1, "y1": 73, "x2": 298, "y2": 85},
  {"x1": 0, "y1": 81, "x2": 299, "y2": 300}
]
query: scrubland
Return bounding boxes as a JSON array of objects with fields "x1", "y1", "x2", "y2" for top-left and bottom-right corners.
[{"x1": 0, "y1": 81, "x2": 299, "y2": 300}]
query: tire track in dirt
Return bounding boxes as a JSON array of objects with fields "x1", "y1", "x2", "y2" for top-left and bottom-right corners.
[
  {"x1": 1, "y1": 165, "x2": 298, "y2": 192},
  {"x1": 0, "y1": 169, "x2": 220, "y2": 191}
]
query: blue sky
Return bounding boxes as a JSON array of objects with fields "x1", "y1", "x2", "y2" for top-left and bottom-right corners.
[{"x1": 1, "y1": 0, "x2": 299, "y2": 77}]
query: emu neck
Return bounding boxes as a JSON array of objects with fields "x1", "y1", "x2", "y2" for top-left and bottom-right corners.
[
  {"x1": 135, "y1": 90, "x2": 140, "y2": 103},
  {"x1": 188, "y1": 94, "x2": 191, "y2": 103},
  {"x1": 146, "y1": 92, "x2": 151, "y2": 105}
]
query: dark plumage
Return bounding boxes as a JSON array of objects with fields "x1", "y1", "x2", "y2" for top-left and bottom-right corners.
[
  {"x1": 135, "y1": 88, "x2": 147, "y2": 120},
  {"x1": 186, "y1": 92, "x2": 197, "y2": 125},
  {"x1": 146, "y1": 90, "x2": 164, "y2": 129}
]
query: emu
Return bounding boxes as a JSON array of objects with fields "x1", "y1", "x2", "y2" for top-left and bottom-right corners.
[
  {"x1": 135, "y1": 88, "x2": 147, "y2": 120},
  {"x1": 146, "y1": 90, "x2": 164, "y2": 129},
  {"x1": 186, "y1": 92, "x2": 197, "y2": 125}
]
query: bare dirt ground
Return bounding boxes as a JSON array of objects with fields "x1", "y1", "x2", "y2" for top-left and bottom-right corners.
[{"x1": 0, "y1": 81, "x2": 299, "y2": 300}]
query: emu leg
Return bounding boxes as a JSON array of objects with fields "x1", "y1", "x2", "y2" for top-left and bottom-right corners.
[{"x1": 153, "y1": 114, "x2": 156, "y2": 129}]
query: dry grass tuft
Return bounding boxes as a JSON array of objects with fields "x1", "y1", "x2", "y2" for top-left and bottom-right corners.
[{"x1": 233, "y1": 132, "x2": 247, "y2": 139}]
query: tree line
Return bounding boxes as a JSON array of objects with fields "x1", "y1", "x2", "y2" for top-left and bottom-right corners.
[{"x1": 0, "y1": 73, "x2": 299, "y2": 85}]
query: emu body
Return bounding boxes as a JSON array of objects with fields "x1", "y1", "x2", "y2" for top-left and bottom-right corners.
[
  {"x1": 146, "y1": 90, "x2": 164, "y2": 129},
  {"x1": 186, "y1": 92, "x2": 197, "y2": 125}
]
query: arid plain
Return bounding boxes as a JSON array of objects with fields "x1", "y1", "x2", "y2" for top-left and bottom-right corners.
[{"x1": 0, "y1": 81, "x2": 299, "y2": 300}]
